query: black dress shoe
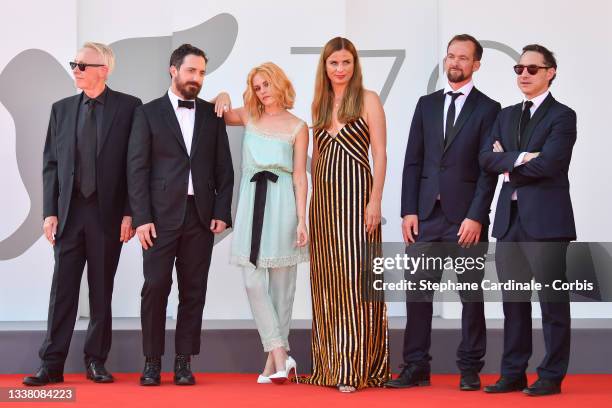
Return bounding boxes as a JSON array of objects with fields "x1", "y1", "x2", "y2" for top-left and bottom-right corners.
[
  {"x1": 174, "y1": 354, "x2": 195, "y2": 385},
  {"x1": 483, "y1": 375, "x2": 528, "y2": 393},
  {"x1": 523, "y1": 378, "x2": 561, "y2": 396},
  {"x1": 384, "y1": 365, "x2": 430, "y2": 388},
  {"x1": 23, "y1": 367, "x2": 64, "y2": 386},
  {"x1": 86, "y1": 361, "x2": 114, "y2": 383},
  {"x1": 140, "y1": 357, "x2": 161, "y2": 386},
  {"x1": 459, "y1": 372, "x2": 481, "y2": 391}
]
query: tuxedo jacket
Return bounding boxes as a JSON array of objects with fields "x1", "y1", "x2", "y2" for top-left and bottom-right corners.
[
  {"x1": 401, "y1": 87, "x2": 501, "y2": 225},
  {"x1": 479, "y1": 93, "x2": 577, "y2": 240},
  {"x1": 127, "y1": 94, "x2": 234, "y2": 231},
  {"x1": 42, "y1": 87, "x2": 142, "y2": 238}
]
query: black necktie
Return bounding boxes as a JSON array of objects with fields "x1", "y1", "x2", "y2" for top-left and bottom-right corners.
[
  {"x1": 518, "y1": 100, "x2": 534, "y2": 145},
  {"x1": 178, "y1": 99, "x2": 194, "y2": 109},
  {"x1": 445, "y1": 91, "x2": 463, "y2": 144},
  {"x1": 78, "y1": 99, "x2": 97, "y2": 198}
]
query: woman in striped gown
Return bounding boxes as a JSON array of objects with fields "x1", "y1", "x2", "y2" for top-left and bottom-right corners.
[{"x1": 304, "y1": 37, "x2": 389, "y2": 392}]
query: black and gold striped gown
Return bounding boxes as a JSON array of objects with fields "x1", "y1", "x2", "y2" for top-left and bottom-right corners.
[{"x1": 304, "y1": 117, "x2": 390, "y2": 389}]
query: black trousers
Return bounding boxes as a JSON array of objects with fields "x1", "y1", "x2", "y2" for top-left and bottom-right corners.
[
  {"x1": 403, "y1": 203, "x2": 488, "y2": 373},
  {"x1": 140, "y1": 197, "x2": 214, "y2": 357},
  {"x1": 39, "y1": 194, "x2": 123, "y2": 370},
  {"x1": 496, "y1": 203, "x2": 570, "y2": 382}
]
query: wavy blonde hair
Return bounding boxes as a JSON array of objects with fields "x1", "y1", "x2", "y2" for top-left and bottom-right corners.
[
  {"x1": 312, "y1": 37, "x2": 364, "y2": 130},
  {"x1": 243, "y1": 62, "x2": 295, "y2": 119}
]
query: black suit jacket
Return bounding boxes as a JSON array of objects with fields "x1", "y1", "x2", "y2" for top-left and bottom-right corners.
[
  {"x1": 42, "y1": 87, "x2": 142, "y2": 237},
  {"x1": 127, "y1": 94, "x2": 234, "y2": 231},
  {"x1": 479, "y1": 93, "x2": 577, "y2": 240},
  {"x1": 401, "y1": 87, "x2": 501, "y2": 224}
]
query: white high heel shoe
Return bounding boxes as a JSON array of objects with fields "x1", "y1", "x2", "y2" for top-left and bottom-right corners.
[
  {"x1": 269, "y1": 356, "x2": 298, "y2": 384},
  {"x1": 257, "y1": 374, "x2": 272, "y2": 384}
]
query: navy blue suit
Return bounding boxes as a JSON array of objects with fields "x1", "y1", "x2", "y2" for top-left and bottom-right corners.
[
  {"x1": 480, "y1": 93, "x2": 576, "y2": 240},
  {"x1": 402, "y1": 88, "x2": 500, "y2": 224},
  {"x1": 480, "y1": 93, "x2": 577, "y2": 382},
  {"x1": 400, "y1": 87, "x2": 500, "y2": 374}
]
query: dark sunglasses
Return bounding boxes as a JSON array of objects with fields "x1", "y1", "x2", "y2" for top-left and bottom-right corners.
[
  {"x1": 69, "y1": 61, "x2": 105, "y2": 71},
  {"x1": 513, "y1": 64, "x2": 550, "y2": 75}
]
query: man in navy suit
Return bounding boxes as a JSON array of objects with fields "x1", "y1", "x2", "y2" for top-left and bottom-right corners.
[
  {"x1": 386, "y1": 34, "x2": 500, "y2": 391},
  {"x1": 480, "y1": 44, "x2": 576, "y2": 397}
]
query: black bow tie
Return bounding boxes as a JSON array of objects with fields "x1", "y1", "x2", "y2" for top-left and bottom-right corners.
[{"x1": 178, "y1": 99, "x2": 194, "y2": 109}]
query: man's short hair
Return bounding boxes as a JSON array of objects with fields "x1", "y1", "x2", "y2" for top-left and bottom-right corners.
[
  {"x1": 447, "y1": 34, "x2": 483, "y2": 61},
  {"x1": 522, "y1": 44, "x2": 557, "y2": 85},
  {"x1": 169, "y1": 44, "x2": 208, "y2": 70},
  {"x1": 82, "y1": 42, "x2": 115, "y2": 74}
]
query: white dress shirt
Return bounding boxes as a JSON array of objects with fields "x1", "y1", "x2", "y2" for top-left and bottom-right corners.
[
  {"x1": 509, "y1": 90, "x2": 550, "y2": 200},
  {"x1": 443, "y1": 81, "x2": 474, "y2": 138},
  {"x1": 167, "y1": 88, "x2": 196, "y2": 195}
]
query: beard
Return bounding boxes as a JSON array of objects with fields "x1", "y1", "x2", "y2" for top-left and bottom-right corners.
[
  {"x1": 175, "y1": 75, "x2": 202, "y2": 100},
  {"x1": 446, "y1": 68, "x2": 467, "y2": 84}
]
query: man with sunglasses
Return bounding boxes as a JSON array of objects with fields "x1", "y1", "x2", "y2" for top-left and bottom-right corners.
[
  {"x1": 23, "y1": 42, "x2": 142, "y2": 386},
  {"x1": 480, "y1": 44, "x2": 577, "y2": 396},
  {"x1": 386, "y1": 34, "x2": 500, "y2": 391}
]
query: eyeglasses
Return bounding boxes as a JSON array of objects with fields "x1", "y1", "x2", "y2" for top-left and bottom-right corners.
[
  {"x1": 69, "y1": 61, "x2": 105, "y2": 71},
  {"x1": 513, "y1": 64, "x2": 550, "y2": 75}
]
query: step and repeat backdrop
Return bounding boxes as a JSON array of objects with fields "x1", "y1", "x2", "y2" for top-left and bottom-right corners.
[{"x1": 1, "y1": 0, "x2": 611, "y2": 320}]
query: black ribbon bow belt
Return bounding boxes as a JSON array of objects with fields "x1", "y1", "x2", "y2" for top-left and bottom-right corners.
[{"x1": 249, "y1": 170, "x2": 279, "y2": 267}]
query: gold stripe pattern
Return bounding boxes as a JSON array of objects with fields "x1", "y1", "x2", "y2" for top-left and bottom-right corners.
[{"x1": 303, "y1": 117, "x2": 390, "y2": 389}]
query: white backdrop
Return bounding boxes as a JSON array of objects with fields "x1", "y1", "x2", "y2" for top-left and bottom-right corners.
[{"x1": 1, "y1": 0, "x2": 610, "y2": 321}]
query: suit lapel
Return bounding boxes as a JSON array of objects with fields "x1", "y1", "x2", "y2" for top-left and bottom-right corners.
[
  {"x1": 97, "y1": 87, "x2": 119, "y2": 156},
  {"x1": 443, "y1": 88, "x2": 479, "y2": 153},
  {"x1": 190, "y1": 99, "x2": 206, "y2": 158},
  {"x1": 433, "y1": 90, "x2": 445, "y2": 150},
  {"x1": 66, "y1": 93, "x2": 81, "y2": 167},
  {"x1": 160, "y1": 94, "x2": 188, "y2": 155},
  {"x1": 508, "y1": 103, "x2": 522, "y2": 151},
  {"x1": 520, "y1": 93, "x2": 554, "y2": 150}
]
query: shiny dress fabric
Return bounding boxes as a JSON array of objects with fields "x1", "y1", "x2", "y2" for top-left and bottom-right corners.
[{"x1": 304, "y1": 117, "x2": 390, "y2": 389}]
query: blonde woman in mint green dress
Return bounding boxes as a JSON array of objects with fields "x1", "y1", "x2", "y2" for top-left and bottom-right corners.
[{"x1": 214, "y1": 62, "x2": 308, "y2": 384}]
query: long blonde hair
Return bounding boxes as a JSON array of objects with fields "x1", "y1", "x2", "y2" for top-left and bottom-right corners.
[
  {"x1": 243, "y1": 62, "x2": 295, "y2": 119},
  {"x1": 312, "y1": 37, "x2": 364, "y2": 130}
]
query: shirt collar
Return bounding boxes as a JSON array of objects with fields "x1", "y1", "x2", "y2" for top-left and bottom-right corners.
[
  {"x1": 168, "y1": 88, "x2": 195, "y2": 110},
  {"x1": 82, "y1": 85, "x2": 108, "y2": 106},
  {"x1": 443, "y1": 80, "x2": 474, "y2": 98},
  {"x1": 524, "y1": 90, "x2": 550, "y2": 111}
]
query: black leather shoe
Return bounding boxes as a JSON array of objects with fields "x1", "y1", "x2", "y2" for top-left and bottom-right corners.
[
  {"x1": 86, "y1": 360, "x2": 114, "y2": 383},
  {"x1": 140, "y1": 357, "x2": 161, "y2": 386},
  {"x1": 23, "y1": 367, "x2": 64, "y2": 386},
  {"x1": 523, "y1": 378, "x2": 561, "y2": 396},
  {"x1": 384, "y1": 365, "x2": 430, "y2": 388},
  {"x1": 174, "y1": 354, "x2": 195, "y2": 385},
  {"x1": 459, "y1": 372, "x2": 481, "y2": 391},
  {"x1": 483, "y1": 375, "x2": 528, "y2": 393}
]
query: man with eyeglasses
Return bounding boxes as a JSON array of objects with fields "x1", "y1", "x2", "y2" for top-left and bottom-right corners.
[
  {"x1": 480, "y1": 44, "x2": 577, "y2": 396},
  {"x1": 386, "y1": 34, "x2": 500, "y2": 391},
  {"x1": 23, "y1": 42, "x2": 142, "y2": 386}
]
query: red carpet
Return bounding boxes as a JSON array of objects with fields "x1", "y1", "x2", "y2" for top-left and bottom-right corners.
[{"x1": 1, "y1": 373, "x2": 611, "y2": 407}]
